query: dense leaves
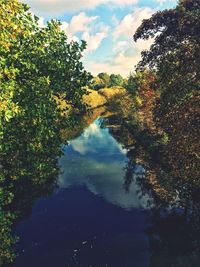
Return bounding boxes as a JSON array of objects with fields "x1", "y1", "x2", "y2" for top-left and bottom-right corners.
[
  {"x1": 134, "y1": 0, "x2": 199, "y2": 116},
  {"x1": 97, "y1": 72, "x2": 110, "y2": 87},
  {"x1": 89, "y1": 72, "x2": 126, "y2": 90},
  {"x1": 0, "y1": 0, "x2": 91, "y2": 263},
  {"x1": 133, "y1": 0, "x2": 200, "y2": 181},
  {"x1": 126, "y1": 70, "x2": 157, "y2": 106},
  {"x1": 109, "y1": 74, "x2": 124, "y2": 87}
]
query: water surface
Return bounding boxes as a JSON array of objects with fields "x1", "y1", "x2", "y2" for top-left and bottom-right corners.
[
  {"x1": 12, "y1": 116, "x2": 200, "y2": 267},
  {"x1": 13, "y1": 118, "x2": 151, "y2": 267}
]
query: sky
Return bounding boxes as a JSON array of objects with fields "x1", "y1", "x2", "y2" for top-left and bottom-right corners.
[{"x1": 21, "y1": 0, "x2": 177, "y2": 77}]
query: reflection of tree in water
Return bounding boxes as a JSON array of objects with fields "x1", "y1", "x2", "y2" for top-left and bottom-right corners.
[
  {"x1": 0, "y1": 107, "x2": 109, "y2": 265},
  {"x1": 0, "y1": 110, "x2": 63, "y2": 264},
  {"x1": 103, "y1": 111, "x2": 200, "y2": 266},
  {"x1": 123, "y1": 160, "x2": 134, "y2": 193},
  {"x1": 145, "y1": 175, "x2": 200, "y2": 267}
]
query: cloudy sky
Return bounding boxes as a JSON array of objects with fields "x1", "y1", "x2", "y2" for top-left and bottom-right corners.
[{"x1": 22, "y1": 0, "x2": 177, "y2": 77}]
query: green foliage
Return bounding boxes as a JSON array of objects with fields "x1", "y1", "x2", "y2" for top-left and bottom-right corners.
[
  {"x1": 122, "y1": 78, "x2": 128, "y2": 88},
  {"x1": 125, "y1": 72, "x2": 138, "y2": 95},
  {"x1": 107, "y1": 92, "x2": 136, "y2": 120},
  {"x1": 109, "y1": 74, "x2": 123, "y2": 87},
  {"x1": 97, "y1": 72, "x2": 110, "y2": 87},
  {"x1": 90, "y1": 73, "x2": 125, "y2": 90},
  {"x1": 127, "y1": 70, "x2": 156, "y2": 94},
  {"x1": 0, "y1": 0, "x2": 91, "y2": 263},
  {"x1": 90, "y1": 76, "x2": 105, "y2": 90},
  {"x1": 125, "y1": 70, "x2": 157, "y2": 116},
  {"x1": 0, "y1": 0, "x2": 91, "y2": 130},
  {"x1": 0, "y1": 0, "x2": 34, "y2": 129}
]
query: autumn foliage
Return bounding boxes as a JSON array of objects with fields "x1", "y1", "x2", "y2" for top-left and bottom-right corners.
[{"x1": 132, "y1": 0, "x2": 199, "y2": 183}]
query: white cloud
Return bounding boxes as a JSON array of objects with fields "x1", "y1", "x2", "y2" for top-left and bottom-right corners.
[
  {"x1": 59, "y1": 12, "x2": 108, "y2": 51},
  {"x1": 113, "y1": 7, "x2": 154, "y2": 40},
  {"x1": 68, "y1": 12, "x2": 98, "y2": 35},
  {"x1": 59, "y1": 21, "x2": 69, "y2": 32},
  {"x1": 111, "y1": 15, "x2": 119, "y2": 27},
  {"x1": 29, "y1": 11, "x2": 46, "y2": 28},
  {"x1": 84, "y1": 38, "x2": 152, "y2": 76},
  {"x1": 22, "y1": 0, "x2": 138, "y2": 16},
  {"x1": 82, "y1": 29, "x2": 108, "y2": 52},
  {"x1": 59, "y1": 12, "x2": 98, "y2": 36},
  {"x1": 155, "y1": 0, "x2": 176, "y2": 5},
  {"x1": 83, "y1": 56, "x2": 138, "y2": 77},
  {"x1": 59, "y1": 120, "x2": 154, "y2": 210},
  {"x1": 24, "y1": 2, "x2": 157, "y2": 77},
  {"x1": 59, "y1": 22, "x2": 76, "y2": 42},
  {"x1": 38, "y1": 16, "x2": 45, "y2": 27},
  {"x1": 112, "y1": 7, "x2": 155, "y2": 71},
  {"x1": 84, "y1": 7, "x2": 155, "y2": 76},
  {"x1": 113, "y1": 40, "x2": 129, "y2": 53}
]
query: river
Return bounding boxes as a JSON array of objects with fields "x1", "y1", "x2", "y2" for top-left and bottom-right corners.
[{"x1": 6, "y1": 111, "x2": 200, "y2": 267}]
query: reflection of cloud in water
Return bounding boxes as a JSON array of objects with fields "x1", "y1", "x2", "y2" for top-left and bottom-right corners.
[
  {"x1": 59, "y1": 119, "x2": 153, "y2": 210},
  {"x1": 70, "y1": 123, "x2": 104, "y2": 155},
  {"x1": 69, "y1": 120, "x2": 126, "y2": 156}
]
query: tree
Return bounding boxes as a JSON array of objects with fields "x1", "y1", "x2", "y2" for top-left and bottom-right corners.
[
  {"x1": 0, "y1": 0, "x2": 34, "y2": 129},
  {"x1": 125, "y1": 72, "x2": 138, "y2": 95},
  {"x1": 122, "y1": 78, "x2": 128, "y2": 88},
  {"x1": 109, "y1": 74, "x2": 123, "y2": 87},
  {"x1": 133, "y1": 0, "x2": 200, "y2": 182},
  {"x1": 90, "y1": 76, "x2": 104, "y2": 90},
  {"x1": 97, "y1": 72, "x2": 110, "y2": 87},
  {"x1": 134, "y1": 0, "x2": 200, "y2": 118},
  {"x1": 0, "y1": 0, "x2": 91, "y2": 131},
  {"x1": 0, "y1": 0, "x2": 91, "y2": 263},
  {"x1": 125, "y1": 70, "x2": 157, "y2": 110}
]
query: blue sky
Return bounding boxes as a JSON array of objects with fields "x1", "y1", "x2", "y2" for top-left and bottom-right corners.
[{"x1": 22, "y1": 0, "x2": 177, "y2": 77}]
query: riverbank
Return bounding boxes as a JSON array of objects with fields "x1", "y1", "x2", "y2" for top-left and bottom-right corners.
[
  {"x1": 55, "y1": 87, "x2": 126, "y2": 116},
  {"x1": 83, "y1": 87, "x2": 126, "y2": 109}
]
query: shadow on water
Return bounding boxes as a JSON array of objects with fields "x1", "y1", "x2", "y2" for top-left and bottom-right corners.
[
  {"x1": 102, "y1": 111, "x2": 200, "y2": 267},
  {"x1": 1, "y1": 105, "x2": 200, "y2": 267}
]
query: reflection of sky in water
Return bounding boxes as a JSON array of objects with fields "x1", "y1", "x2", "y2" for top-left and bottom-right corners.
[
  {"x1": 14, "y1": 118, "x2": 151, "y2": 267},
  {"x1": 59, "y1": 119, "x2": 153, "y2": 210}
]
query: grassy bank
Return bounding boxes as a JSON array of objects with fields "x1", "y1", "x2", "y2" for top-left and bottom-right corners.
[
  {"x1": 56, "y1": 87, "x2": 125, "y2": 115},
  {"x1": 83, "y1": 87, "x2": 125, "y2": 109}
]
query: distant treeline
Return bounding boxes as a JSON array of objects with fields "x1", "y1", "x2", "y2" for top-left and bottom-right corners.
[{"x1": 89, "y1": 73, "x2": 127, "y2": 90}]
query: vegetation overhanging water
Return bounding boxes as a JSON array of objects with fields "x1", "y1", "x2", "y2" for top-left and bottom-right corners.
[{"x1": 0, "y1": 0, "x2": 199, "y2": 266}]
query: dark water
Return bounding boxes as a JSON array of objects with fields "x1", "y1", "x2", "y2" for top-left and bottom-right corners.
[{"x1": 12, "y1": 117, "x2": 200, "y2": 267}]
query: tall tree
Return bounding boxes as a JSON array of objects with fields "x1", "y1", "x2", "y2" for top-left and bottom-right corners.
[
  {"x1": 0, "y1": 0, "x2": 91, "y2": 263},
  {"x1": 134, "y1": 0, "x2": 200, "y2": 119},
  {"x1": 133, "y1": 0, "x2": 200, "y2": 183},
  {"x1": 110, "y1": 74, "x2": 123, "y2": 87},
  {"x1": 98, "y1": 72, "x2": 110, "y2": 87}
]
